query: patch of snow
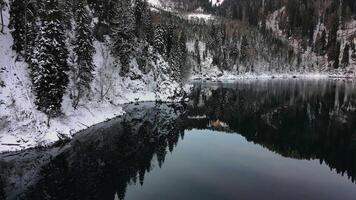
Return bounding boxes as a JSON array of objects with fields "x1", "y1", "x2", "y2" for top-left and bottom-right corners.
[
  {"x1": 147, "y1": 0, "x2": 163, "y2": 8},
  {"x1": 265, "y1": 6, "x2": 286, "y2": 38},
  {"x1": 186, "y1": 13, "x2": 215, "y2": 21},
  {"x1": 210, "y1": 0, "x2": 224, "y2": 6},
  {"x1": 187, "y1": 115, "x2": 207, "y2": 119}
]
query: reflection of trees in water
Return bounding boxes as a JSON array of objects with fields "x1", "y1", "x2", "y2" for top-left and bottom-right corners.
[
  {"x1": 2, "y1": 103, "x2": 186, "y2": 200},
  {"x1": 188, "y1": 80, "x2": 356, "y2": 182},
  {"x1": 2, "y1": 80, "x2": 356, "y2": 200}
]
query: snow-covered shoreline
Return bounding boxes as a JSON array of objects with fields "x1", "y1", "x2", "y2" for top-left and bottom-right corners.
[
  {"x1": 190, "y1": 73, "x2": 331, "y2": 81},
  {"x1": 0, "y1": 1, "x2": 187, "y2": 153}
]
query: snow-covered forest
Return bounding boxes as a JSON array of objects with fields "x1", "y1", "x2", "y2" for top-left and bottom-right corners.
[{"x1": 0, "y1": 0, "x2": 356, "y2": 152}]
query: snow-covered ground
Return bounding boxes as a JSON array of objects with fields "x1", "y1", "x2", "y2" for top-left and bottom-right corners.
[
  {"x1": 210, "y1": 0, "x2": 225, "y2": 6},
  {"x1": 186, "y1": 13, "x2": 215, "y2": 21},
  {"x1": 0, "y1": 3, "x2": 188, "y2": 153}
]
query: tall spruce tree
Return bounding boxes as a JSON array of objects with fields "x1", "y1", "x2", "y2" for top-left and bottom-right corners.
[
  {"x1": 142, "y1": 2, "x2": 154, "y2": 44},
  {"x1": 72, "y1": 0, "x2": 95, "y2": 109},
  {"x1": 341, "y1": 43, "x2": 350, "y2": 68},
  {"x1": 153, "y1": 25, "x2": 166, "y2": 56},
  {"x1": 168, "y1": 32, "x2": 181, "y2": 80},
  {"x1": 134, "y1": 0, "x2": 146, "y2": 39},
  {"x1": 240, "y1": 35, "x2": 250, "y2": 67},
  {"x1": 9, "y1": 0, "x2": 26, "y2": 52},
  {"x1": 31, "y1": 0, "x2": 69, "y2": 118},
  {"x1": 111, "y1": 0, "x2": 135, "y2": 76},
  {"x1": 194, "y1": 39, "x2": 201, "y2": 70},
  {"x1": 178, "y1": 31, "x2": 188, "y2": 81}
]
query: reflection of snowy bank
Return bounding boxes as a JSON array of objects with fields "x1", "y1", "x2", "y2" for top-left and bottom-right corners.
[{"x1": 0, "y1": 102, "x2": 186, "y2": 200}]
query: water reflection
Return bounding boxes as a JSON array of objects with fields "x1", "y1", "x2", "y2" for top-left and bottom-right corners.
[
  {"x1": 1, "y1": 80, "x2": 356, "y2": 200},
  {"x1": 189, "y1": 80, "x2": 356, "y2": 182}
]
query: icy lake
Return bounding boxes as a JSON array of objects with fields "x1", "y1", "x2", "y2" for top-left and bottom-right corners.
[{"x1": 1, "y1": 79, "x2": 356, "y2": 200}]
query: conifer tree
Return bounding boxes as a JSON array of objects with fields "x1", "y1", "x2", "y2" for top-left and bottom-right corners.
[
  {"x1": 153, "y1": 25, "x2": 166, "y2": 56},
  {"x1": 168, "y1": 32, "x2": 181, "y2": 80},
  {"x1": 9, "y1": 0, "x2": 26, "y2": 52},
  {"x1": 134, "y1": 0, "x2": 146, "y2": 39},
  {"x1": 31, "y1": 0, "x2": 69, "y2": 117},
  {"x1": 111, "y1": 0, "x2": 136, "y2": 75},
  {"x1": 194, "y1": 39, "x2": 201, "y2": 69},
  {"x1": 72, "y1": 0, "x2": 95, "y2": 109},
  {"x1": 341, "y1": 43, "x2": 350, "y2": 68},
  {"x1": 315, "y1": 30, "x2": 327, "y2": 56},
  {"x1": 142, "y1": 3, "x2": 154, "y2": 44},
  {"x1": 165, "y1": 24, "x2": 175, "y2": 58},
  {"x1": 240, "y1": 35, "x2": 250, "y2": 65},
  {"x1": 178, "y1": 31, "x2": 188, "y2": 81}
]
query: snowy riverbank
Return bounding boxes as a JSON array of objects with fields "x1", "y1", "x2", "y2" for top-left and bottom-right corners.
[{"x1": 0, "y1": 2, "x2": 187, "y2": 153}]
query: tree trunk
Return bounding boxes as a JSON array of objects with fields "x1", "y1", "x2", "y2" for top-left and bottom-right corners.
[{"x1": 0, "y1": 8, "x2": 4, "y2": 34}]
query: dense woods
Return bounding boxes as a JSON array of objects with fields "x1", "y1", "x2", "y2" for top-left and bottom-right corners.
[
  {"x1": 6, "y1": 0, "x2": 356, "y2": 118},
  {"x1": 8, "y1": 0, "x2": 191, "y2": 117}
]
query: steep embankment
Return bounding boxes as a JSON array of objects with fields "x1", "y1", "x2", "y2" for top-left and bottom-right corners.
[{"x1": 0, "y1": 1, "x2": 188, "y2": 153}]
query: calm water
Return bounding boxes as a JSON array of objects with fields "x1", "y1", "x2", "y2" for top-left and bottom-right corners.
[{"x1": 1, "y1": 79, "x2": 356, "y2": 200}]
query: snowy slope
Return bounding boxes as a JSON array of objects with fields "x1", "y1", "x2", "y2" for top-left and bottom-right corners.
[
  {"x1": 147, "y1": 0, "x2": 163, "y2": 7},
  {"x1": 210, "y1": 0, "x2": 225, "y2": 6},
  {"x1": 0, "y1": 2, "x2": 189, "y2": 153}
]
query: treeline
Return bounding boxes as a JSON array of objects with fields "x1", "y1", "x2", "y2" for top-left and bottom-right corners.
[
  {"x1": 216, "y1": 0, "x2": 356, "y2": 70},
  {"x1": 8, "y1": 0, "x2": 190, "y2": 119}
]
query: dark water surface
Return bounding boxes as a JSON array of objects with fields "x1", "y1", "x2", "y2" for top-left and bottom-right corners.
[{"x1": 1, "y1": 79, "x2": 356, "y2": 200}]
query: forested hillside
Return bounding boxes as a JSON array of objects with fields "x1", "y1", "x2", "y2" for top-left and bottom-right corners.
[
  {"x1": 0, "y1": 0, "x2": 193, "y2": 151},
  {"x1": 215, "y1": 0, "x2": 356, "y2": 75}
]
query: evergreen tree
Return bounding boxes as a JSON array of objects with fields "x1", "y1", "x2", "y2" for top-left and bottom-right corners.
[
  {"x1": 142, "y1": 3, "x2": 154, "y2": 44},
  {"x1": 153, "y1": 25, "x2": 166, "y2": 56},
  {"x1": 240, "y1": 35, "x2": 250, "y2": 66},
  {"x1": 168, "y1": 32, "x2": 181, "y2": 80},
  {"x1": 165, "y1": 24, "x2": 175, "y2": 58},
  {"x1": 24, "y1": 1, "x2": 39, "y2": 62},
  {"x1": 341, "y1": 43, "x2": 350, "y2": 68},
  {"x1": 315, "y1": 30, "x2": 327, "y2": 56},
  {"x1": 111, "y1": 0, "x2": 135, "y2": 76},
  {"x1": 72, "y1": 0, "x2": 95, "y2": 109},
  {"x1": 9, "y1": 0, "x2": 26, "y2": 52},
  {"x1": 134, "y1": 0, "x2": 148, "y2": 39},
  {"x1": 332, "y1": 42, "x2": 341, "y2": 69},
  {"x1": 31, "y1": 0, "x2": 69, "y2": 117},
  {"x1": 194, "y1": 39, "x2": 201, "y2": 69},
  {"x1": 178, "y1": 31, "x2": 189, "y2": 81},
  {"x1": 9, "y1": 0, "x2": 38, "y2": 57}
]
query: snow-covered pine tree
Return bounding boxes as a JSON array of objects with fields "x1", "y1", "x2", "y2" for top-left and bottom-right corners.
[
  {"x1": 165, "y1": 24, "x2": 175, "y2": 58},
  {"x1": 72, "y1": 0, "x2": 95, "y2": 109},
  {"x1": 153, "y1": 25, "x2": 166, "y2": 56},
  {"x1": 9, "y1": 0, "x2": 26, "y2": 52},
  {"x1": 31, "y1": 0, "x2": 69, "y2": 118},
  {"x1": 178, "y1": 31, "x2": 189, "y2": 81},
  {"x1": 111, "y1": 0, "x2": 136, "y2": 76},
  {"x1": 134, "y1": 0, "x2": 146, "y2": 39},
  {"x1": 9, "y1": 0, "x2": 38, "y2": 58},
  {"x1": 341, "y1": 43, "x2": 350, "y2": 68},
  {"x1": 142, "y1": 2, "x2": 154, "y2": 44},
  {"x1": 315, "y1": 30, "x2": 327, "y2": 56},
  {"x1": 24, "y1": 1, "x2": 38, "y2": 62},
  {"x1": 240, "y1": 35, "x2": 250, "y2": 70},
  {"x1": 168, "y1": 32, "x2": 181, "y2": 80}
]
